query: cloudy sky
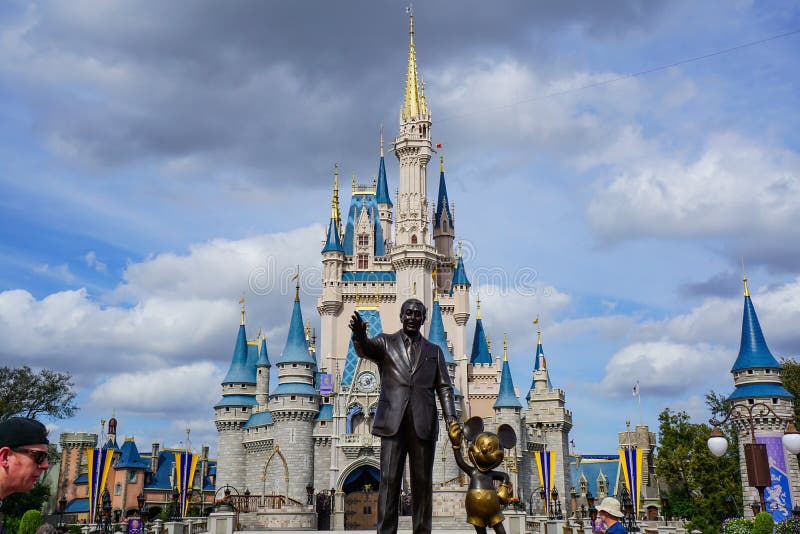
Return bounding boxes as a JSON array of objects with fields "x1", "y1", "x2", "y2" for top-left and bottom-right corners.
[{"x1": 1, "y1": 1, "x2": 799, "y2": 457}]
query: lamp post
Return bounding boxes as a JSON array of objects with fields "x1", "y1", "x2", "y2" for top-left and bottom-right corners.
[
  {"x1": 58, "y1": 494, "x2": 67, "y2": 527},
  {"x1": 707, "y1": 402, "x2": 800, "y2": 513},
  {"x1": 101, "y1": 489, "x2": 112, "y2": 534},
  {"x1": 660, "y1": 494, "x2": 669, "y2": 526},
  {"x1": 538, "y1": 486, "x2": 546, "y2": 516},
  {"x1": 619, "y1": 486, "x2": 639, "y2": 532},
  {"x1": 550, "y1": 487, "x2": 563, "y2": 520}
]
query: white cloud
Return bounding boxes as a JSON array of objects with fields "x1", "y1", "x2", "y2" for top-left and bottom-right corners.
[
  {"x1": 32, "y1": 263, "x2": 76, "y2": 284},
  {"x1": 598, "y1": 341, "x2": 730, "y2": 398},
  {"x1": 587, "y1": 133, "x2": 800, "y2": 241},
  {"x1": 89, "y1": 362, "x2": 222, "y2": 416},
  {"x1": 84, "y1": 251, "x2": 107, "y2": 273}
]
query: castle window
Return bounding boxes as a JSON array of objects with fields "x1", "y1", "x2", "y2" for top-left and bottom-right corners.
[
  {"x1": 443, "y1": 220, "x2": 448, "y2": 232},
  {"x1": 128, "y1": 471, "x2": 137, "y2": 483},
  {"x1": 765, "y1": 369, "x2": 771, "y2": 374},
  {"x1": 747, "y1": 370, "x2": 754, "y2": 375},
  {"x1": 773, "y1": 398, "x2": 779, "y2": 404},
  {"x1": 358, "y1": 235, "x2": 369, "y2": 247},
  {"x1": 291, "y1": 395, "x2": 296, "y2": 401},
  {"x1": 411, "y1": 234, "x2": 418, "y2": 244},
  {"x1": 357, "y1": 254, "x2": 369, "y2": 269},
  {"x1": 258, "y1": 369, "x2": 262, "y2": 375},
  {"x1": 225, "y1": 407, "x2": 230, "y2": 412},
  {"x1": 292, "y1": 363, "x2": 298, "y2": 368},
  {"x1": 242, "y1": 407, "x2": 248, "y2": 412},
  {"x1": 579, "y1": 478, "x2": 587, "y2": 494},
  {"x1": 114, "y1": 483, "x2": 122, "y2": 496},
  {"x1": 748, "y1": 398, "x2": 755, "y2": 405}
]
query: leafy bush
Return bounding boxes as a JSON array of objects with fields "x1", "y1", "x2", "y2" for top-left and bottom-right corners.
[
  {"x1": 3, "y1": 516, "x2": 21, "y2": 534},
  {"x1": 752, "y1": 512, "x2": 774, "y2": 534},
  {"x1": 775, "y1": 517, "x2": 800, "y2": 534},
  {"x1": 17, "y1": 510, "x2": 43, "y2": 534},
  {"x1": 67, "y1": 525, "x2": 83, "y2": 534},
  {"x1": 722, "y1": 518, "x2": 753, "y2": 534}
]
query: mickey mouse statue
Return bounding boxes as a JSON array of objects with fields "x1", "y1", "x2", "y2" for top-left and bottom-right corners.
[{"x1": 448, "y1": 417, "x2": 517, "y2": 534}]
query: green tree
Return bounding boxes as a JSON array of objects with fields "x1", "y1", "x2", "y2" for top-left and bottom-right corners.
[
  {"x1": 779, "y1": 358, "x2": 800, "y2": 422},
  {"x1": 0, "y1": 366, "x2": 78, "y2": 421},
  {"x1": 752, "y1": 511, "x2": 774, "y2": 534},
  {"x1": 17, "y1": 510, "x2": 43, "y2": 534},
  {"x1": 1, "y1": 481, "x2": 50, "y2": 519},
  {"x1": 655, "y1": 408, "x2": 741, "y2": 534}
]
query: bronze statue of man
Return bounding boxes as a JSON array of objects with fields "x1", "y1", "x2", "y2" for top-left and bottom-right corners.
[{"x1": 350, "y1": 298, "x2": 458, "y2": 534}]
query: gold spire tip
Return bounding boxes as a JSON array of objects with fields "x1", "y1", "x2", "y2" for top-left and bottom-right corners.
[
  {"x1": 741, "y1": 257, "x2": 750, "y2": 297},
  {"x1": 458, "y1": 239, "x2": 463, "y2": 258},
  {"x1": 240, "y1": 292, "x2": 246, "y2": 325},
  {"x1": 476, "y1": 292, "x2": 481, "y2": 320},
  {"x1": 379, "y1": 124, "x2": 384, "y2": 157},
  {"x1": 503, "y1": 333, "x2": 508, "y2": 362},
  {"x1": 440, "y1": 154, "x2": 444, "y2": 173}
]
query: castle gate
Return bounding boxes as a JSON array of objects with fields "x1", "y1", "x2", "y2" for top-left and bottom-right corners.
[{"x1": 341, "y1": 465, "x2": 380, "y2": 530}]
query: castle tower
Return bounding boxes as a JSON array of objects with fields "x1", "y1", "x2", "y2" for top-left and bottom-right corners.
[
  {"x1": 57, "y1": 432, "x2": 98, "y2": 512},
  {"x1": 433, "y1": 154, "x2": 455, "y2": 293},
  {"x1": 391, "y1": 9, "x2": 437, "y2": 311},
  {"x1": 467, "y1": 297, "x2": 501, "y2": 418},
  {"x1": 617, "y1": 423, "x2": 659, "y2": 512},
  {"x1": 214, "y1": 299, "x2": 256, "y2": 490},
  {"x1": 269, "y1": 284, "x2": 320, "y2": 502},
  {"x1": 493, "y1": 335, "x2": 523, "y2": 498},
  {"x1": 320, "y1": 169, "x2": 346, "y2": 375},
  {"x1": 450, "y1": 247, "x2": 472, "y2": 402},
  {"x1": 376, "y1": 128, "x2": 394, "y2": 246},
  {"x1": 728, "y1": 274, "x2": 799, "y2": 519},
  {"x1": 522, "y1": 324, "x2": 573, "y2": 514},
  {"x1": 255, "y1": 337, "x2": 271, "y2": 406}
]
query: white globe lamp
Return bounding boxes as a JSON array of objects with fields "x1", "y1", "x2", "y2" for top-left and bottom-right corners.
[{"x1": 707, "y1": 427, "x2": 729, "y2": 458}]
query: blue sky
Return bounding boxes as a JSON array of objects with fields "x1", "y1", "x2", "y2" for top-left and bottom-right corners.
[{"x1": 0, "y1": 1, "x2": 799, "y2": 457}]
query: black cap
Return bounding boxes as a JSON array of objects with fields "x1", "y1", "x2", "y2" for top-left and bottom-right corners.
[{"x1": 0, "y1": 417, "x2": 49, "y2": 449}]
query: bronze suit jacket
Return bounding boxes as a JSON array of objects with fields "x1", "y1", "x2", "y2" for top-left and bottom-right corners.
[{"x1": 353, "y1": 330, "x2": 457, "y2": 441}]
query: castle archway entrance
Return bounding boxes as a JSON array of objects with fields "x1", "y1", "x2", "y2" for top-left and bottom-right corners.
[{"x1": 340, "y1": 464, "x2": 380, "y2": 530}]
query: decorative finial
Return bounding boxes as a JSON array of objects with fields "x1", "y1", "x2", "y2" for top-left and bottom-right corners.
[
  {"x1": 432, "y1": 268, "x2": 438, "y2": 301},
  {"x1": 379, "y1": 124, "x2": 384, "y2": 157},
  {"x1": 240, "y1": 292, "x2": 246, "y2": 325},
  {"x1": 440, "y1": 153, "x2": 444, "y2": 173},
  {"x1": 742, "y1": 257, "x2": 750, "y2": 297},
  {"x1": 533, "y1": 315, "x2": 541, "y2": 343},
  {"x1": 294, "y1": 266, "x2": 300, "y2": 301},
  {"x1": 305, "y1": 320, "x2": 311, "y2": 341},
  {"x1": 503, "y1": 333, "x2": 508, "y2": 362},
  {"x1": 476, "y1": 292, "x2": 481, "y2": 320},
  {"x1": 373, "y1": 176, "x2": 377, "y2": 189},
  {"x1": 257, "y1": 327, "x2": 262, "y2": 339},
  {"x1": 458, "y1": 239, "x2": 463, "y2": 258}
]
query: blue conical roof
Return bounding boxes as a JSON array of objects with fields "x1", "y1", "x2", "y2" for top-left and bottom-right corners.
[
  {"x1": 116, "y1": 439, "x2": 148, "y2": 469},
  {"x1": 494, "y1": 358, "x2": 522, "y2": 409},
  {"x1": 276, "y1": 293, "x2": 316, "y2": 365},
  {"x1": 428, "y1": 301, "x2": 455, "y2": 364},
  {"x1": 322, "y1": 217, "x2": 344, "y2": 253},
  {"x1": 452, "y1": 256, "x2": 471, "y2": 288},
  {"x1": 731, "y1": 294, "x2": 780, "y2": 371},
  {"x1": 376, "y1": 156, "x2": 392, "y2": 205},
  {"x1": 470, "y1": 318, "x2": 492, "y2": 365},
  {"x1": 223, "y1": 324, "x2": 257, "y2": 384},
  {"x1": 527, "y1": 336, "x2": 552, "y2": 399},
  {"x1": 434, "y1": 169, "x2": 453, "y2": 229},
  {"x1": 257, "y1": 338, "x2": 270, "y2": 368}
]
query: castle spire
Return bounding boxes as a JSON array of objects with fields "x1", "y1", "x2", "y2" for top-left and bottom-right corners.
[
  {"x1": 323, "y1": 167, "x2": 345, "y2": 253},
  {"x1": 240, "y1": 293, "x2": 246, "y2": 325},
  {"x1": 402, "y1": 7, "x2": 422, "y2": 120},
  {"x1": 730, "y1": 274, "x2": 781, "y2": 372},
  {"x1": 494, "y1": 335, "x2": 521, "y2": 409}
]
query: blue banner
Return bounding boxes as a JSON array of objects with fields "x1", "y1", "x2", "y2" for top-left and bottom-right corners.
[{"x1": 757, "y1": 435, "x2": 793, "y2": 522}]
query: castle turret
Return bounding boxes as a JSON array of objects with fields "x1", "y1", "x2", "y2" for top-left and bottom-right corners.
[
  {"x1": 269, "y1": 284, "x2": 320, "y2": 502},
  {"x1": 392, "y1": 9, "x2": 437, "y2": 311},
  {"x1": 256, "y1": 337, "x2": 271, "y2": 406},
  {"x1": 522, "y1": 323, "x2": 572, "y2": 515},
  {"x1": 727, "y1": 274, "x2": 798, "y2": 517},
  {"x1": 433, "y1": 155, "x2": 455, "y2": 293},
  {"x1": 376, "y1": 128, "x2": 393, "y2": 246},
  {"x1": 493, "y1": 335, "x2": 522, "y2": 497},
  {"x1": 214, "y1": 299, "x2": 257, "y2": 490}
]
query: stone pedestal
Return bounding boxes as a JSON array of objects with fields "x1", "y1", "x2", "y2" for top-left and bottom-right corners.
[
  {"x1": 164, "y1": 522, "x2": 185, "y2": 534},
  {"x1": 504, "y1": 511, "x2": 526, "y2": 534},
  {"x1": 206, "y1": 512, "x2": 235, "y2": 534}
]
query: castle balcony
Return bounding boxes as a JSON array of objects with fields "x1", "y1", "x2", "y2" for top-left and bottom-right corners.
[{"x1": 340, "y1": 433, "x2": 380, "y2": 459}]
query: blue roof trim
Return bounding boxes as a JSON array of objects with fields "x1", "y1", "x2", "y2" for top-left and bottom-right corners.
[
  {"x1": 271, "y1": 383, "x2": 320, "y2": 397},
  {"x1": 214, "y1": 394, "x2": 258, "y2": 408},
  {"x1": 494, "y1": 359, "x2": 522, "y2": 409},
  {"x1": 343, "y1": 309, "x2": 383, "y2": 386},
  {"x1": 731, "y1": 295, "x2": 781, "y2": 371},
  {"x1": 434, "y1": 170, "x2": 453, "y2": 229},
  {"x1": 256, "y1": 338, "x2": 271, "y2": 367},
  {"x1": 276, "y1": 297, "x2": 316, "y2": 365},
  {"x1": 116, "y1": 440, "x2": 149, "y2": 469},
  {"x1": 470, "y1": 319, "x2": 492, "y2": 365},
  {"x1": 728, "y1": 383, "x2": 793, "y2": 400},
  {"x1": 316, "y1": 404, "x2": 333, "y2": 421},
  {"x1": 342, "y1": 193, "x2": 386, "y2": 257},
  {"x1": 375, "y1": 156, "x2": 392, "y2": 206},
  {"x1": 451, "y1": 256, "x2": 471, "y2": 288},
  {"x1": 322, "y1": 217, "x2": 344, "y2": 253},
  {"x1": 243, "y1": 411, "x2": 274, "y2": 428},
  {"x1": 223, "y1": 324, "x2": 256, "y2": 384},
  {"x1": 65, "y1": 498, "x2": 89, "y2": 513},
  {"x1": 342, "y1": 271, "x2": 396, "y2": 282},
  {"x1": 428, "y1": 301, "x2": 455, "y2": 364}
]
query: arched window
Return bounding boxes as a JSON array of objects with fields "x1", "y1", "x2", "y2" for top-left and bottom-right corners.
[
  {"x1": 114, "y1": 483, "x2": 122, "y2": 496},
  {"x1": 411, "y1": 234, "x2": 418, "y2": 244},
  {"x1": 597, "y1": 475, "x2": 607, "y2": 496},
  {"x1": 579, "y1": 476, "x2": 588, "y2": 495}
]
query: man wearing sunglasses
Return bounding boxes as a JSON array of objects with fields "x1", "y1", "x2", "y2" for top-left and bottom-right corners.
[{"x1": 0, "y1": 417, "x2": 50, "y2": 502}]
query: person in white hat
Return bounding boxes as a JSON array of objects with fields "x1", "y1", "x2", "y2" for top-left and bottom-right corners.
[{"x1": 596, "y1": 497, "x2": 627, "y2": 534}]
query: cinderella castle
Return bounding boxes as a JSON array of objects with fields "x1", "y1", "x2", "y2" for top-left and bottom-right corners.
[{"x1": 213, "y1": 12, "x2": 574, "y2": 527}]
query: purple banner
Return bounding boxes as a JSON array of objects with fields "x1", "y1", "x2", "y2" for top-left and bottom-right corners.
[
  {"x1": 756, "y1": 434, "x2": 793, "y2": 522},
  {"x1": 126, "y1": 517, "x2": 142, "y2": 534},
  {"x1": 320, "y1": 373, "x2": 333, "y2": 396}
]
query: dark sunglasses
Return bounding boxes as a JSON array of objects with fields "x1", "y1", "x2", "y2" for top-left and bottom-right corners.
[{"x1": 13, "y1": 447, "x2": 48, "y2": 465}]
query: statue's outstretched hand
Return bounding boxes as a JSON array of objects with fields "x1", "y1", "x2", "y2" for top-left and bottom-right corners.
[
  {"x1": 349, "y1": 311, "x2": 368, "y2": 340},
  {"x1": 448, "y1": 421, "x2": 463, "y2": 447}
]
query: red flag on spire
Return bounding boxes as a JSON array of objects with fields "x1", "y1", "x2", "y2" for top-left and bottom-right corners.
[{"x1": 436, "y1": 143, "x2": 442, "y2": 148}]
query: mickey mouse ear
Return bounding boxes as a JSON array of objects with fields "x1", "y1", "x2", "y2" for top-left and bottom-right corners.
[
  {"x1": 497, "y1": 424, "x2": 517, "y2": 450},
  {"x1": 463, "y1": 416, "x2": 485, "y2": 442}
]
